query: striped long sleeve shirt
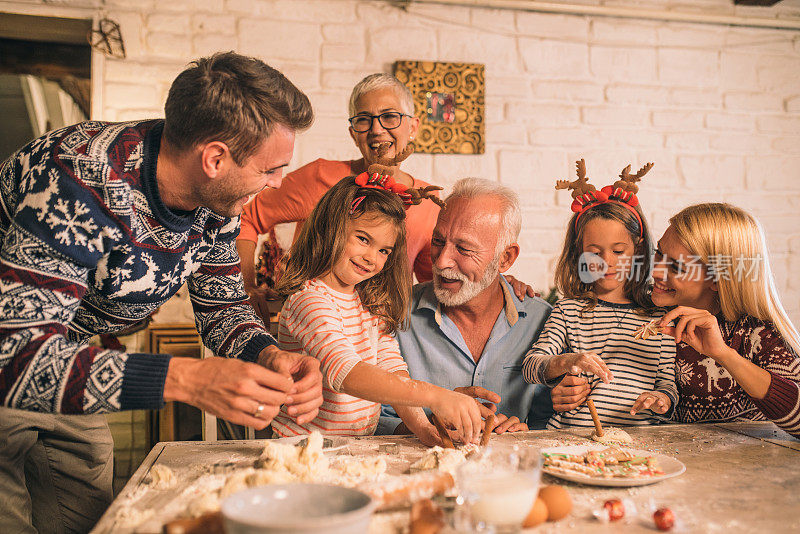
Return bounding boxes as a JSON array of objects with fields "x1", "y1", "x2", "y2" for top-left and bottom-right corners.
[
  {"x1": 522, "y1": 298, "x2": 677, "y2": 429},
  {"x1": 272, "y1": 279, "x2": 407, "y2": 436}
]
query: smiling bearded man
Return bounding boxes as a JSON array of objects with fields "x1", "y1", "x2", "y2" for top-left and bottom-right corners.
[{"x1": 377, "y1": 178, "x2": 555, "y2": 440}]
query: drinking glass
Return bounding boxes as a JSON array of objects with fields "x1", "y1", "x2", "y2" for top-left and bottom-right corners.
[{"x1": 454, "y1": 446, "x2": 541, "y2": 534}]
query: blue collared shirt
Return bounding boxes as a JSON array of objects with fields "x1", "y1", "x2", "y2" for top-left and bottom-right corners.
[{"x1": 377, "y1": 276, "x2": 554, "y2": 435}]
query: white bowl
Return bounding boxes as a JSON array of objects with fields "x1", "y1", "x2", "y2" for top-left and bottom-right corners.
[{"x1": 221, "y1": 483, "x2": 375, "y2": 534}]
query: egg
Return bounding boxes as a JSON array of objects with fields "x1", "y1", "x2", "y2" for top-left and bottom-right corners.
[
  {"x1": 523, "y1": 497, "x2": 548, "y2": 528},
  {"x1": 538, "y1": 485, "x2": 572, "y2": 521}
]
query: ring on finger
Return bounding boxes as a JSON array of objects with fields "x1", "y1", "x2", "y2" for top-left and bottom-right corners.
[{"x1": 253, "y1": 403, "x2": 265, "y2": 418}]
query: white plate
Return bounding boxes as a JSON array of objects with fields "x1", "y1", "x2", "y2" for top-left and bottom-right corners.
[
  {"x1": 275, "y1": 435, "x2": 349, "y2": 454},
  {"x1": 541, "y1": 444, "x2": 685, "y2": 487}
]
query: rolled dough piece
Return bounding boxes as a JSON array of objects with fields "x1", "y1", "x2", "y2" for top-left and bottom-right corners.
[{"x1": 591, "y1": 427, "x2": 633, "y2": 444}]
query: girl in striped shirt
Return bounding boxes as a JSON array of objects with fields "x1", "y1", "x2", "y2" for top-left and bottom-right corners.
[
  {"x1": 271, "y1": 175, "x2": 482, "y2": 445},
  {"x1": 522, "y1": 161, "x2": 677, "y2": 428}
]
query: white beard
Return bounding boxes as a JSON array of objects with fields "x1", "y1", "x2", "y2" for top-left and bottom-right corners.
[{"x1": 432, "y1": 256, "x2": 500, "y2": 307}]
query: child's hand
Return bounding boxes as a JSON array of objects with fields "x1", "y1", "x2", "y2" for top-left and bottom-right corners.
[
  {"x1": 430, "y1": 389, "x2": 483, "y2": 444},
  {"x1": 397, "y1": 406, "x2": 445, "y2": 447},
  {"x1": 555, "y1": 352, "x2": 614, "y2": 384},
  {"x1": 630, "y1": 391, "x2": 672, "y2": 415},
  {"x1": 412, "y1": 422, "x2": 445, "y2": 448}
]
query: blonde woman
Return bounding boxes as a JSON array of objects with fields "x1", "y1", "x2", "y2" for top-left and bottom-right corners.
[
  {"x1": 650, "y1": 203, "x2": 800, "y2": 437},
  {"x1": 553, "y1": 203, "x2": 800, "y2": 438}
]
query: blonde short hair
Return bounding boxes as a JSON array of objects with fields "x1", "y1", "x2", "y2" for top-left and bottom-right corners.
[{"x1": 348, "y1": 73, "x2": 414, "y2": 117}]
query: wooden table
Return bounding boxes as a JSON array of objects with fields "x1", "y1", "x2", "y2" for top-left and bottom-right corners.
[{"x1": 92, "y1": 422, "x2": 800, "y2": 533}]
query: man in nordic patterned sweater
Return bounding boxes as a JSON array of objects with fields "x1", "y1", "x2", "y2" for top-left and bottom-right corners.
[{"x1": 0, "y1": 52, "x2": 323, "y2": 533}]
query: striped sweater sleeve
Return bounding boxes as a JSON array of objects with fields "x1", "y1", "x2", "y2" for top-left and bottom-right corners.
[
  {"x1": 374, "y1": 326, "x2": 407, "y2": 374},
  {"x1": 282, "y1": 291, "x2": 365, "y2": 393},
  {"x1": 655, "y1": 327, "x2": 679, "y2": 412},
  {"x1": 522, "y1": 301, "x2": 569, "y2": 384}
]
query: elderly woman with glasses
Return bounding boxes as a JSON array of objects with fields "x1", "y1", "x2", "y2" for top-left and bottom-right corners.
[{"x1": 236, "y1": 73, "x2": 438, "y2": 320}]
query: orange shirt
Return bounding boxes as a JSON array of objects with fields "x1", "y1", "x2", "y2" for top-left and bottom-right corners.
[{"x1": 238, "y1": 159, "x2": 439, "y2": 282}]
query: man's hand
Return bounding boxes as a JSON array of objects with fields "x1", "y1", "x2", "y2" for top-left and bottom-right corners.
[
  {"x1": 163, "y1": 356, "x2": 293, "y2": 429},
  {"x1": 551, "y1": 374, "x2": 590, "y2": 412},
  {"x1": 258, "y1": 346, "x2": 323, "y2": 425},
  {"x1": 452, "y1": 386, "x2": 526, "y2": 433},
  {"x1": 487, "y1": 413, "x2": 528, "y2": 434},
  {"x1": 454, "y1": 385, "x2": 500, "y2": 418},
  {"x1": 504, "y1": 275, "x2": 538, "y2": 301}
]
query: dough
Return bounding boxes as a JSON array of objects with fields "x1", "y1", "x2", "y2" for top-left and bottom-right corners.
[
  {"x1": 334, "y1": 456, "x2": 387, "y2": 481},
  {"x1": 591, "y1": 427, "x2": 633, "y2": 444},
  {"x1": 219, "y1": 468, "x2": 257, "y2": 499},
  {"x1": 171, "y1": 432, "x2": 398, "y2": 522},
  {"x1": 255, "y1": 430, "x2": 330, "y2": 480},
  {"x1": 410, "y1": 444, "x2": 478, "y2": 476},
  {"x1": 186, "y1": 491, "x2": 220, "y2": 517},
  {"x1": 147, "y1": 464, "x2": 176, "y2": 490}
]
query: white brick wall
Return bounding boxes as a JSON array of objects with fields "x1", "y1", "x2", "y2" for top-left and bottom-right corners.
[{"x1": 2, "y1": 0, "x2": 799, "y2": 323}]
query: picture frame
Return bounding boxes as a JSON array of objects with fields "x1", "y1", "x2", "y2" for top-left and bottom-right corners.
[{"x1": 394, "y1": 60, "x2": 485, "y2": 154}]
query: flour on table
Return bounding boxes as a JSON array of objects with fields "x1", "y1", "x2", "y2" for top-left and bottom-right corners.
[{"x1": 591, "y1": 427, "x2": 633, "y2": 444}]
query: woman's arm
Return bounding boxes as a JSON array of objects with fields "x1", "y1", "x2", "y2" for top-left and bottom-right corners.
[
  {"x1": 660, "y1": 307, "x2": 800, "y2": 437},
  {"x1": 660, "y1": 307, "x2": 771, "y2": 398}
]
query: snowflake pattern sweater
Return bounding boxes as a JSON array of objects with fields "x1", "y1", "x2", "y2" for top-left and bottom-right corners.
[
  {"x1": 0, "y1": 120, "x2": 276, "y2": 414},
  {"x1": 674, "y1": 314, "x2": 800, "y2": 438}
]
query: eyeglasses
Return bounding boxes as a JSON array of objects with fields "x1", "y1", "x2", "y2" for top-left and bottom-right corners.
[{"x1": 348, "y1": 112, "x2": 411, "y2": 132}]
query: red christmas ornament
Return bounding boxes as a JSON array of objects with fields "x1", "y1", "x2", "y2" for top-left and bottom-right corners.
[
  {"x1": 603, "y1": 499, "x2": 625, "y2": 521},
  {"x1": 653, "y1": 508, "x2": 675, "y2": 531}
]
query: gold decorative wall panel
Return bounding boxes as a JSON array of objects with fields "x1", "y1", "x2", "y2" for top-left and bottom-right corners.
[{"x1": 394, "y1": 60, "x2": 485, "y2": 154}]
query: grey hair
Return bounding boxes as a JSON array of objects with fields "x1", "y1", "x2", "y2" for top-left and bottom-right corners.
[
  {"x1": 446, "y1": 178, "x2": 522, "y2": 255},
  {"x1": 348, "y1": 73, "x2": 415, "y2": 116}
]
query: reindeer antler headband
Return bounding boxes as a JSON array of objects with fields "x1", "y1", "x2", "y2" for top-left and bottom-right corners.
[
  {"x1": 555, "y1": 158, "x2": 654, "y2": 237},
  {"x1": 350, "y1": 144, "x2": 445, "y2": 213}
]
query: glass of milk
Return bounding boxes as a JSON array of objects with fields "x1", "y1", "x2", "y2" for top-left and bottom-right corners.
[{"x1": 454, "y1": 446, "x2": 541, "y2": 533}]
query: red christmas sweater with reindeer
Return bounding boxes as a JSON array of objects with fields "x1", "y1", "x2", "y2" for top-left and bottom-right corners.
[{"x1": 673, "y1": 314, "x2": 800, "y2": 438}]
